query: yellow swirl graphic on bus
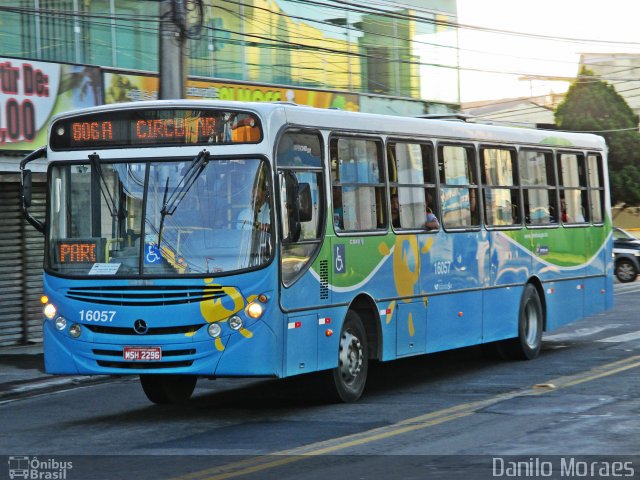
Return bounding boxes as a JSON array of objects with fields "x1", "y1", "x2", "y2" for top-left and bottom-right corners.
[
  {"x1": 392, "y1": 236, "x2": 420, "y2": 299},
  {"x1": 386, "y1": 235, "x2": 434, "y2": 335},
  {"x1": 391, "y1": 236, "x2": 421, "y2": 336},
  {"x1": 198, "y1": 278, "x2": 256, "y2": 351}
]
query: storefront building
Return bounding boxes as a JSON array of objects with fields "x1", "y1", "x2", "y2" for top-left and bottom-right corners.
[{"x1": 0, "y1": 0, "x2": 460, "y2": 345}]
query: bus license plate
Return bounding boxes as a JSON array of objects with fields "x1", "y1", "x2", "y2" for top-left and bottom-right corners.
[{"x1": 123, "y1": 346, "x2": 162, "y2": 361}]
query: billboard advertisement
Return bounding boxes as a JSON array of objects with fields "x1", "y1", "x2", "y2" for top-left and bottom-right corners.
[
  {"x1": 0, "y1": 58, "x2": 102, "y2": 151},
  {"x1": 103, "y1": 71, "x2": 360, "y2": 111},
  {"x1": 0, "y1": 61, "x2": 361, "y2": 151}
]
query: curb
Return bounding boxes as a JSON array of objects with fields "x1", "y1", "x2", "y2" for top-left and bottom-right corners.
[{"x1": 0, "y1": 375, "x2": 117, "y2": 402}]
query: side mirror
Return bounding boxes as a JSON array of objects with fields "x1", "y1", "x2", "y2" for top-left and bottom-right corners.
[
  {"x1": 19, "y1": 146, "x2": 46, "y2": 233},
  {"x1": 297, "y1": 183, "x2": 312, "y2": 223},
  {"x1": 21, "y1": 169, "x2": 33, "y2": 208},
  {"x1": 279, "y1": 171, "x2": 301, "y2": 243}
]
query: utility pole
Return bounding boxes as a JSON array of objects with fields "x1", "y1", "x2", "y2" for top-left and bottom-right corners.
[{"x1": 159, "y1": 0, "x2": 186, "y2": 99}]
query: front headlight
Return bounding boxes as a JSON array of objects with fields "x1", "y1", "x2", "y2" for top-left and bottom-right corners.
[
  {"x1": 69, "y1": 324, "x2": 82, "y2": 338},
  {"x1": 246, "y1": 302, "x2": 263, "y2": 319},
  {"x1": 55, "y1": 316, "x2": 67, "y2": 331},
  {"x1": 43, "y1": 303, "x2": 57, "y2": 320},
  {"x1": 229, "y1": 315, "x2": 243, "y2": 331},
  {"x1": 208, "y1": 323, "x2": 222, "y2": 338}
]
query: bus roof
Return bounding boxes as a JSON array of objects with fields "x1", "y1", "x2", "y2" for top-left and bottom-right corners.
[
  {"x1": 277, "y1": 102, "x2": 607, "y2": 151},
  {"x1": 47, "y1": 99, "x2": 607, "y2": 157}
]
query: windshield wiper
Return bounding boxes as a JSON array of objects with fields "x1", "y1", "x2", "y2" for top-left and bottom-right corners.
[
  {"x1": 157, "y1": 149, "x2": 210, "y2": 245},
  {"x1": 89, "y1": 153, "x2": 118, "y2": 218}
]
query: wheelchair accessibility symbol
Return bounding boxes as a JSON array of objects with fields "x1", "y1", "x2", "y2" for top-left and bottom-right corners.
[
  {"x1": 334, "y1": 244, "x2": 345, "y2": 274},
  {"x1": 145, "y1": 243, "x2": 162, "y2": 264}
]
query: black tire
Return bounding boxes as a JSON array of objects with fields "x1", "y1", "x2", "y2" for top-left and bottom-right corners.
[
  {"x1": 615, "y1": 259, "x2": 638, "y2": 283},
  {"x1": 498, "y1": 284, "x2": 544, "y2": 360},
  {"x1": 139, "y1": 374, "x2": 197, "y2": 404},
  {"x1": 329, "y1": 310, "x2": 369, "y2": 403}
]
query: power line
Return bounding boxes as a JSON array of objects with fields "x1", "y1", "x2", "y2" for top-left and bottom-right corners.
[
  {"x1": 283, "y1": 0, "x2": 640, "y2": 47},
  {"x1": 4, "y1": 1, "x2": 637, "y2": 62},
  {"x1": 5, "y1": 1, "x2": 640, "y2": 104},
  {"x1": 0, "y1": 5, "x2": 162, "y2": 24},
  {"x1": 215, "y1": 0, "x2": 594, "y2": 73},
  {"x1": 470, "y1": 104, "x2": 554, "y2": 120},
  {"x1": 210, "y1": 0, "x2": 640, "y2": 94}
]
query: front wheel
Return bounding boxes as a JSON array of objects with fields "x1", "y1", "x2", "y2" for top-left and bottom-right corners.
[
  {"x1": 615, "y1": 259, "x2": 638, "y2": 283},
  {"x1": 328, "y1": 311, "x2": 369, "y2": 403},
  {"x1": 140, "y1": 374, "x2": 197, "y2": 404},
  {"x1": 499, "y1": 284, "x2": 544, "y2": 360}
]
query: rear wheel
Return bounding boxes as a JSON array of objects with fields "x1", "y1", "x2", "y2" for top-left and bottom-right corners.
[
  {"x1": 499, "y1": 283, "x2": 543, "y2": 360},
  {"x1": 328, "y1": 311, "x2": 369, "y2": 403},
  {"x1": 139, "y1": 375, "x2": 197, "y2": 404},
  {"x1": 615, "y1": 259, "x2": 638, "y2": 283}
]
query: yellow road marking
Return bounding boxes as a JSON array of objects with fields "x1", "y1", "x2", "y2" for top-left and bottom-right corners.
[{"x1": 172, "y1": 355, "x2": 640, "y2": 480}]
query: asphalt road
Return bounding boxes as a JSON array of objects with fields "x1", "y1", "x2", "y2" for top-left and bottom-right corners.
[{"x1": 1, "y1": 282, "x2": 639, "y2": 480}]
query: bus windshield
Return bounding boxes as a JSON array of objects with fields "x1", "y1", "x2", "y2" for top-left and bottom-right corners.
[{"x1": 48, "y1": 158, "x2": 272, "y2": 276}]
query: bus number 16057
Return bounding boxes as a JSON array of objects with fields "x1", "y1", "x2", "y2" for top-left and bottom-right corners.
[
  {"x1": 434, "y1": 261, "x2": 452, "y2": 276},
  {"x1": 79, "y1": 310, "x2": 116, "y2": 322}
]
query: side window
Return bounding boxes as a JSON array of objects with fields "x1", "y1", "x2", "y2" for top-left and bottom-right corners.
[
  {"x1": 276, "y1": 132, "x2": 322, "y2": 168},
  {"x1": 558, "y1": 152, "x2": 588, "y2": 224},
  {"x1": 330, "y1": 137, "x2": 386, "y2": 232},
  {"x1": 518, "y1": 149, "x2": 557, "y2": 225},
  {"x1": 587, "y1": 153, "x2": 604, "y2": 224},
  {"x1": 277, "y1": 131, "x2": 324, "y2": 286},
  {"x1": 481, "y1": 147, "x2": 520, "y2": 227},
  {"x1": 438, "y1": 144, "x2": 479, "y2": 229},
  {"x1": 387, "y1": 142, "x2": 438, "y2": 230}
]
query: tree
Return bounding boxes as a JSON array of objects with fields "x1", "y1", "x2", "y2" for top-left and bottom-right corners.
[{"x1": 555, "y1": 67, "x2": 640, "y2": 205}]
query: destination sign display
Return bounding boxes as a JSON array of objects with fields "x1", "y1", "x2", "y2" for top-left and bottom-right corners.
[
  {"x1": 50, "y1": 108, "x2": 262, "y2": 149},
  {"x1": 55, "y1": 238, "x2": 102, "y2": 264}
]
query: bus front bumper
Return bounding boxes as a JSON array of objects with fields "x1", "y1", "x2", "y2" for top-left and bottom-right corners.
[{"x1": 42, "y1": 319, "x2": 280, "y2": 377}]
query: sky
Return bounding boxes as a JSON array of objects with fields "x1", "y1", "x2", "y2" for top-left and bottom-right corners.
[{"x1": 453, "y1": 0, "x2": 640, "y2": 102}]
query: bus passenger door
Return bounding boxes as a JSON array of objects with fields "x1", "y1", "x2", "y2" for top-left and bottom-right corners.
[
  {"x1": 583, "y1": 227, "x2": 608, "y2": 317},
  {"x1": 426, "y1": 231, "x2": 487, "y2": 353},
  {"x1": 276, "y1": 131, "x2": 326, "y2": 375},
  {"x1": 484, "y1": 230, "x2": 530, "y2": 343},
  {"x1": 583, "y1": 154, "x2": 609, "y2": 316}
]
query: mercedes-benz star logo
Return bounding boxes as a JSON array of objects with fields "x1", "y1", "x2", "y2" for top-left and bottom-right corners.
[{"x1": 133, "y1": 319, "x2": 148, "y2": 335}]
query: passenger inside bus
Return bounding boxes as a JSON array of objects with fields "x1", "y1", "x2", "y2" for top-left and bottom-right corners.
[
  {"x1": 390, "y1": 193, "x2": 439, "y2": 230},
  {"x1": 561, "y1": 198, "x2": 585, "y2": 223},
  {"x1": 333, "y1": 187, "x2": 344, "y2": 230},
  {"x1": 424, "y1": 190, "x2": 439, "y2": 230},
  {"x1": 425, "y1": 206, "x2": 440, "y2": 230},
  {"x1": 391, "y1": 194, "x2": 401, "y2": 228}
]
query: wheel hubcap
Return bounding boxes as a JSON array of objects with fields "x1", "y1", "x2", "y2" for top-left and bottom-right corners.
[
  {"x1": 338, "y1": 329, "x2": 363, "y2": 383},
  {"x1": 524, "y1": 302, "x2": 540, "y2": 348},
  {"x1": 617, "y1": 264, "x2": 635, "y2": 281}
]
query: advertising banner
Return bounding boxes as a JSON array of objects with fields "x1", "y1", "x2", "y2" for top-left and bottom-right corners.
[
  {"x1": 103, "y1": 71, "x2": 360, "y2": 111},
  {"x1": 0, "y1": 58, "x2": 102, "y2": 151},
  {"x1": 104, "y1": 71, "x2": 158, "y2": 103}
]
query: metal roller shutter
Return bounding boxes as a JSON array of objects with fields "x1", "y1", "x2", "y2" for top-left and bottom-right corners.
[
  {"x1": 0, "y1": 181, "x2": 45, "y2": 346},
  {"x1": 23, "y1": 182, "x2": 46, "y2": 342},
  {"x1": 0, "y1": 182, "x2": 24, "y2": 346}
]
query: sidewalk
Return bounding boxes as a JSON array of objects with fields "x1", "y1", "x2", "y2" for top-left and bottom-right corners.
[{"x1": 0, "y1": 343, "x2": 107, "y2": 401}]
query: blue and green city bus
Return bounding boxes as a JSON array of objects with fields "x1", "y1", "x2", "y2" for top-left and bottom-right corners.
[{"x1": 20, "y1": 100, "x2": 612, "y2": 403}]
